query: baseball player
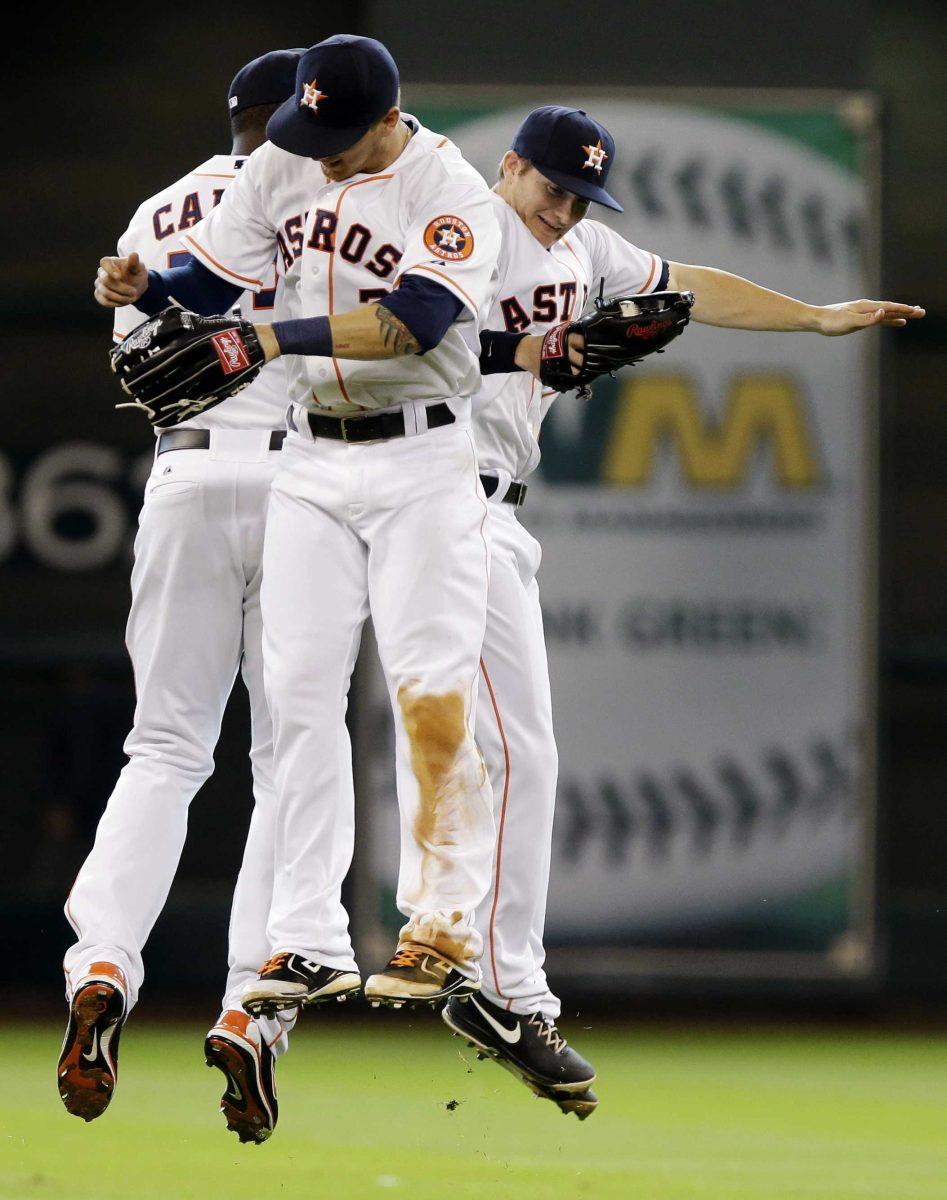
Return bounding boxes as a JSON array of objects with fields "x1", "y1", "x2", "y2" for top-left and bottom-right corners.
[
  {"x1": 58, "y1": 51, "x2": 304, "y2": 1144},
  {"x1": 436, "y1": 105, "x2": 924, "y2": 1118},
  {"x1": 96, "y1": 37, "x2": 503, "y2": 1025}
]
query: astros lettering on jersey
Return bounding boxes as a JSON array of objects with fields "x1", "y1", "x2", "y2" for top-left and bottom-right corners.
[{"x1": 183, "y1": 119, "x2": 500, "y2": 417}]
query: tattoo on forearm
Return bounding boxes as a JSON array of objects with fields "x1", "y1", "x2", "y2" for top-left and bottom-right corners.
[{"x1": 375, "y1": 306, "x2": 420, "y2": 356}]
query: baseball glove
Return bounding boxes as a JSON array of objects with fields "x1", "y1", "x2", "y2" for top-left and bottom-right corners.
[
  {"x1": 109, "y1": 307, "x2": 266, "y2": 428},
  {"x1": 539, "y1": 288, "x2": 695, "y2": 396}
]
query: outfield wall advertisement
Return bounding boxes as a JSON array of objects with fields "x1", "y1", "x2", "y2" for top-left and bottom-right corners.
[{"x1": 361, "y1": 92, "x2": 878, "y2": 981}]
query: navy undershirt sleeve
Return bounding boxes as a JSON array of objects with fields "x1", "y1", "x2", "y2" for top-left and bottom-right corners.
[
  {"x1": 135, "y1": 258, "x2": 244, "y2": 317},
  {"x1": 377, "y1": 275, "x2": 464, "y2": 353},
  {"x1": 134, "y1": 272, "x2": 172, "y2": 315},
  {"x1": 272, "y1": 275, "x2": 465, "y2": 358}
]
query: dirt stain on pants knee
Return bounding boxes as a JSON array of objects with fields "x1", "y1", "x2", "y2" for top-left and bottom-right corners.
[
  {"x1": 398, "y1": 686, "x2": 484, "y2": 954},
  {"x1": 398, "y1": 686, "x2": 467, "y2": 856}
]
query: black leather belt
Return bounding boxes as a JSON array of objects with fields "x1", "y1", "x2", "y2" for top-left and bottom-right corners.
[
  {"x1": 157, "y1": 429, "x2": 286, "y2": 455},
  {"x1": 481, "y1": 475, "x2": 528, "y2": 507},
  {"x1": 307, "y1": 401, "x2": 454, "y2": 443}
]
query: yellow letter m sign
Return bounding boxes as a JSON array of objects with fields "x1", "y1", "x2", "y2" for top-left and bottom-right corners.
[{"x1": 602, "y1": 374, "x2": 821, "y2": 490}]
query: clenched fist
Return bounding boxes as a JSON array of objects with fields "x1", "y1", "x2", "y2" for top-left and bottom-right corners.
[{"x1": 94, "y1": 252, "x2": 149, "y2": 308}]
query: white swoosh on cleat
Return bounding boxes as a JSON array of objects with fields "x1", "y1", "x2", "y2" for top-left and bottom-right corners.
[
  {"x1": 470, "y1": 997, "x2": 521, "y2": 1044},
  {"x1": 81, "y1": 1028, "x2": 99, "y2": 1064}
]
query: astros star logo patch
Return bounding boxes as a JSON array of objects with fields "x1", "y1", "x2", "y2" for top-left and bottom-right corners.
[
  {"x1": 300, "y1": 79, "x2": 327, "y2": 113},
  {"x1": 423, "y1": 215, "x2": 475, "y2": 261},
  {"x1": 582, "y1": 140, "x2": 608, "y2": 174}
]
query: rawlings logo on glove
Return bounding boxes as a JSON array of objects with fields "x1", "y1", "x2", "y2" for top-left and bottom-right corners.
[
  {"x1": 121, "y1": 317, "x2": 162, "y2": 353},
  {"x1": 211, "y1": 329, "x2": 252, "y2": 374},
  {"x1": 539, "y1": 288, "x2": 695, "y2": 397},
  {"x1": 109, "y1": 307, "x2": 266, "y2": 428}
]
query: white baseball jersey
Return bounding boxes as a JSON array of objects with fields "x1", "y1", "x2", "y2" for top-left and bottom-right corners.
[
  {"x1": 474, "y1": 192, "x2": 668, "y2": 480},
  {"x1": 183, "y1": 118, "x2": 501, "y2": 418},
  {"x1": 113, "y1": 154, "x2": 289, "y2": 432}
]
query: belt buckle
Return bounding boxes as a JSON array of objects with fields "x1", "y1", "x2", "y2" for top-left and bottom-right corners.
[{"x1": 339, "y1": 416, "x2": 351, "y2": 443}]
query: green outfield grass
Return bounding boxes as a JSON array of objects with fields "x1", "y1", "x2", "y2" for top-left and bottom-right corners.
[{"x1": 3, "y1": 1016, "x2": 947, "y2": 1199}]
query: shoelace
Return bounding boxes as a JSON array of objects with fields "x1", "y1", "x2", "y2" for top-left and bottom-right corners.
[
  {"x1": 388, "y1": 943, "x2": 440, "y2": 970},
  {"x1": 527, "y1": 1012, "x2": 567, "y2": 1053},
  {"x1": 389, "y1": 945, "x2": 425, "y2": 969},
  {"x1": 259, "y1": 951, "x2": 290, "y2": 977}
]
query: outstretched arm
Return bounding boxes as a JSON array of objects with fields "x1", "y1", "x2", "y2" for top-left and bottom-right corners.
[{"x1": 667, "y1": 262, "x2": 924, "y2": 336}]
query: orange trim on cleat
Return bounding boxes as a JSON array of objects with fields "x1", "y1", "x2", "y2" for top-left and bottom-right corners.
[
  {"x1": 215, "y1": 1008, "x2": 254, "y2": 1038},
  {"x1": 86, "y1": 961, "x2": 128, "y2": 991},
  {"x1": 258, "y1": 952, "x2": 291, "y2": 978}
]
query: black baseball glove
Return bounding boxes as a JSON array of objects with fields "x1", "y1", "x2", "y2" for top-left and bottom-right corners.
[
  {"x1": 109, "y1": 307, "x2": 266, "y2": 428},
  {"x1": 539, "y1": 289, "x2": 695, "y2": 396}
]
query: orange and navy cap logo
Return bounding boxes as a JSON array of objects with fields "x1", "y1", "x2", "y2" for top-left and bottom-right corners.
[
  {"x1": 300, "y1": 79, "x2": 327, "y2": 113},
  {"x1": 582, "y1": 140, "x2": 608, "y2": 174},
  {"x1": 423, "y1": 215, "x2": 474, "y2": 261}
]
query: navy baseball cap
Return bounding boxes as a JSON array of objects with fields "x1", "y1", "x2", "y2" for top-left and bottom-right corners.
[
  {"x1": 266, "y1": 35, "x2": 400, "y2": 159},
  {"x1": 512, "y1": 106, "x2": 623, "y2": 212},
  {"x1": 228, "y1": 49, "x2": 305, "y2": 117}
]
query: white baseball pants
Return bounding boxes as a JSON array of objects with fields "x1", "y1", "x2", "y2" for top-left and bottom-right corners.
[
  {"x1": 387, "y1": 491, "x2": 561, "y2": 1016},
  {"x1": 261, "y1": 406, "x2": 495, "y2": 975},
  {"x1": 62, "y1": 430, "x2": 287, "y2": 1049},
  {"x1": 474, "y1": 500, "x2": 561, "y2": 1019}
]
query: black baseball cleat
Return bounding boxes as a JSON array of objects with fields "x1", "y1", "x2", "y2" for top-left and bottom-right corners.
[
  {"x1": 364, "y1": 942, "x2": 480, "y2": 1009},
  {"x1": 555, "y1": 1089, "x2": 599, "y2": 1121},
  {"x1": 57, "y1": 961, "x2": 127, "y2": 1121},
  {"x1": 205, "y1": 1009, "x2": 278, "y2": 1144},
  {"x1": 240, "y1": 952, "x2": 361, "y2": 1018},
  {"x1": 442, "y1": 994, "x2": 598, "y2": 1118}
]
